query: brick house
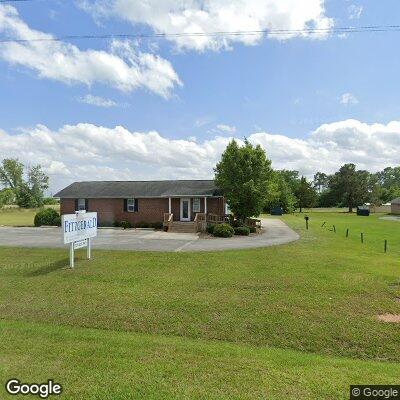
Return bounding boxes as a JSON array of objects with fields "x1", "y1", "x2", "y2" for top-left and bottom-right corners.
[
  {"x1": 391, "y1": 197, "x2": 400, "y2": 215},
  {"x1": 54, "y1": 180, "x2": 226, "y2": 229}
]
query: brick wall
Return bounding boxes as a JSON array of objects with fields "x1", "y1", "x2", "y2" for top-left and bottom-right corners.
[{"x1": 60, "y1": 197, "x2": 225, "y2": 225}]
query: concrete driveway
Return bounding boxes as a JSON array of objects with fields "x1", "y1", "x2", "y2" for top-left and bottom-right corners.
[{"x1": 0, "y1": 218, "x2": 299, "y2": 252}]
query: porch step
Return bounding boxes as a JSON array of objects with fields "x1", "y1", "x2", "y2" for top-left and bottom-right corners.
[{"x1": 169, "y1": 222, "x2": 196, "y2": 233}]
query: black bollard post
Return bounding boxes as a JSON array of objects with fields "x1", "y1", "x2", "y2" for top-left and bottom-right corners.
[
  {"x1": 384, "y1": 240, "x2": 387, "y2": 253},
  {"x1": 346, "y1": 228, "x2": 349, "y2": 238},
  {"x1": 361, "y1": 233, "x2": 364, "y2": 243}
]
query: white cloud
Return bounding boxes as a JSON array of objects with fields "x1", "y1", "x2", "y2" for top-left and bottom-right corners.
[
  {"x1": 0, "y1": 4, "x2": 181, "y2": 97},
  {"x1": 340, "y1": 92, "x2": 359, "y2": 105},
  {"x1": 81, "y1": 0, "x2": 334, "y2": 51},
  {"x1": 78, "y1": 94, "x2": 118, "y2": 107},
  {"x1": 216, "y1": 124, "x2": 236, "y2": 133},
  {"x1": 1, "y1": 119, "x2": 400, "y2": 192},
  {"x1": 348, "y1": 5, "x2": 363, "y2": 20}
]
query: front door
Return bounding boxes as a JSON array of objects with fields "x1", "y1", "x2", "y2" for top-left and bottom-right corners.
[{"x1": 180, "y1": 198, "x2": 191, "y2": 221}]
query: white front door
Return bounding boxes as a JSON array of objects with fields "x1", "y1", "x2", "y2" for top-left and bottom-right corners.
[{"x1": 180, "y1": 198, "x2": 191, "y2": 221}]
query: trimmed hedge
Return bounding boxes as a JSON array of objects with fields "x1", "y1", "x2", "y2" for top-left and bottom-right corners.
[
  {"x1": 34, "y1": 208, "x2": 61, "y2": 227},
  {"x1": 234, "y1": 226, "x2": 250, "y2": 236},
  {"x1": 213, "y1": 223, "x2": 234, "y2": 238},
  {"x1": 248, "y1": 226, "x2": 256, "y2": 233}
]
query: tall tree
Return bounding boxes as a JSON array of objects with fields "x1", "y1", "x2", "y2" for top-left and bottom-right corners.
[
  {"x1": 0, "y1": 158, "x2": 23, "y2": 189},
  {"x1": 295, "y1": 176, "x2": 317, "y2": 212},
  {"x1": 328, "y1": 163, "x2": 369, "y2": 212},
  {"x1": 313, "y1": 172, "x2": 329, "y2": 193},
  {"x1": 215, "y1": 139, "x2": 274, "y2": 221},
  {"x1": 27, "y1": 165, "x2": 49, "y2": 207}
]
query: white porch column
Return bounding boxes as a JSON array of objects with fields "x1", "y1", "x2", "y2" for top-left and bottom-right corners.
[
  {"x1": 168, "y1": 197, "x2": 172, "y2": 214},
  {"x1": 204, "y1": 197, "x2": 207, "y2": 214}
]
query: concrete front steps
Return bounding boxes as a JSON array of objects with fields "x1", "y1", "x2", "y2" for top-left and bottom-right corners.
[{"x1": 168, "y1": 222, "x2": 197, "y2": 233}]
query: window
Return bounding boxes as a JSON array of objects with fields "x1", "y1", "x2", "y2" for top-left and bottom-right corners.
[
  {"x1": 193, "y1": 198, "x2": 200, "y2": 213},
  {"x1": 78, "y1": 198, "x2": 86, "y2": 211},
  {"x1": 127, "y1": 198, "x2": 135, "y2": 212}
]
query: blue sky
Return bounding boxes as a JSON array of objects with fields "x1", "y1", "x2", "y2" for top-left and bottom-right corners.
[{"x1": 0, "y1": 0, "x2": 399, "y2": 192}]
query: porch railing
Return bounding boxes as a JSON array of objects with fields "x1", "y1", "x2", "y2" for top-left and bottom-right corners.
[
  {"x1": 163, "y1": 213, "x2": 173, "y2": 230},
  {"x1": 207, "y1": 213, "x2": 229, "y2": 224}
]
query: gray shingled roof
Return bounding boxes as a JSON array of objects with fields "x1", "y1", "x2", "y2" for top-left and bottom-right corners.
[
  {"x1": 54, "y1": 180, "x2": 222, "y2": 198},
  {"x1": 391, "y1": 197, "x2": 400, "y2": 205}
]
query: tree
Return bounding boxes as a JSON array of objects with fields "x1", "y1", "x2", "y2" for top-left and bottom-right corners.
[
  {"x1": 214, "y1": 139, "x2": 274, "y2": 221},
  {"x1": 313, "y1": 172, "x2": 329, "y2": 193},
  {"x1": 264, "y1": 172, "x2": 296, "y2": 213},
  {"x1": 0, "y1": 158, "x2": 23, "y2": 189},
  {"x1": 0, "y1": 188, "x2": 15, "y2": 207},
  {"x1": 27, "y1": 165, "x2": 49, "y2": 207},
  {"x1": 295, "y1": 176, "x2": 317, "y2": 212},
  {"x1": 328, "y1": 163, "x2": 369, "y2": 212}
]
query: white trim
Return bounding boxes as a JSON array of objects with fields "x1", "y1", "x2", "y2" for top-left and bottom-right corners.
[
  {"x1": 180, "y1": 198, "x2": 191, "y2": 221},
  {"x1": 204, "y1": 197, "x2": 207, "y2": 214},
  {"x1": 168, "y1": 197, "x2": 172, "y2": 214}
]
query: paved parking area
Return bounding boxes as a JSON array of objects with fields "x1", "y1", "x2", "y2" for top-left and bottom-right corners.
[{"x1": 0, "y1": 218, "x2": 299, "y2": 252}]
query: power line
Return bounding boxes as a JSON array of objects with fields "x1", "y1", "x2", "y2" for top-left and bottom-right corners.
[{"x1": 1, "y1": 25, "x2": 400, "y2": 43}]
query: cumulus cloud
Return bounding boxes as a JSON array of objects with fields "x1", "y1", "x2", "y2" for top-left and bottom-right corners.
[
  {"x1": 1, "y1": 119, "x2": 399, "y2": 193},
  {"x1": 340, "y1": 92, "x2": 359, "y2": 105},
  {"x1": 80, "y1": 0, "x2": 334, "y2": 51},
  {"x1": 0, "y1": 4, "x2": 181, "y2": 97},
  {"x1": 78, "y1": 94, "x2": 118, "y2": 107},
  {"x1": 348, "y1": 4, "x2": 363, "y2": 20}
]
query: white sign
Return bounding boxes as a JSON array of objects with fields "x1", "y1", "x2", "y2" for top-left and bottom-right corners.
[
  {"x1": 62, "y1": 212, "x2": 97, "y2": 244},
  {"x1": 74, "y1": 239, "x2": 88, "y2": 249}
]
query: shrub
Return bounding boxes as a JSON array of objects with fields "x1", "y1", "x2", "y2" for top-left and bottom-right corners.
[
  {"x1": 120, "y1": 220, "x2": 132, "y2": 229},
  {"x1": 248, "y1": 226, "x2": 256, "y2": 233},
  {"x1": 206, "y1": 224, "x2": 215, "y2": 234},
  {"x1": 234, "y1": 226, "x2": 250, "y2": 236},
  {"x1": 137, "y1": 221, "x2": 151, "y2": 228},
  {"x1": 231, "y1": 220, "x2": 243, "y2": 228},
  {"x1": 34, "y1": 208, "x2": 61, "y2": 227},
  {"x1": 213, "y1": 223, "x2": 234, "y2": 238},
  {"x1": 113, "y1": 221, "x2": 121, "y2": 227},
  {"x1": 150, "y1": 222, "x2": 163, "y2": 230}
]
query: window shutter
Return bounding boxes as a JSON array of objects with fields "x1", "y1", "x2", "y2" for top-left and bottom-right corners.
[
  {"x1": 75, "y1": 199, "x2": 78, "y2": 211},
  {"x1": 123, "y1": 199, "x2": 127, "y2": 212},
  {"x1": 134, "y1": 199, "x2": 139, "y2": 212},
  {"x1": 85, "y1": 199, "x2": 89, "y2": 211}
]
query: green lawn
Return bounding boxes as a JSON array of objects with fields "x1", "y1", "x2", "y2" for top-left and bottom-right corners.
[
  {"x1": 0, "y1": 205, "x2": 60, "y2": 226},
  {"x1": 1, "y1": 212, "x2": 400, "y2": 398}
]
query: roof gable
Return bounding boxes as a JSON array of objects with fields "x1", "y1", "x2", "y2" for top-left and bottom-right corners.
[{"x1": 54, "y1": 180, "x2": 221, "y2": 198}]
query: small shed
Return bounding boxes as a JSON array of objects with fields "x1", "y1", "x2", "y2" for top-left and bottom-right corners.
[{"x1": 391, "y1": 198, "x2": 400, "y2": 215}]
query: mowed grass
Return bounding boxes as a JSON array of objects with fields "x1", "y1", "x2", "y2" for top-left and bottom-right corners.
[
  {"x1": 0, "y1": 205, "x2": 60, "y2": 226},
  {"x1": 1, "y1": 212, "x2": 400, "y2": 398}
]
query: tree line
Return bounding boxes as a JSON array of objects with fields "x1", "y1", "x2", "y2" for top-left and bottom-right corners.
[
  {"x1": 0, "y1": 158, "x2": 51, "y2": 208},
  {"x1": 215, "y1": 140, "x2": 400, "y2": 219}
]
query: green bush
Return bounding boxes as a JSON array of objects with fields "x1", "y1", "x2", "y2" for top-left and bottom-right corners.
[
  {"x1": 113, "y1": 221, "x2": 121, "y2": 227},
  {"x1": 234, "y1": 226, "x2": 250, "y2": 236},
  {"x1": 136, "y1": 221, "x2": 151, "y2": 228},
  {"x1": 248, "y1": 226, "x2": 256, "y2": 233},
  {"x1": 120, "y1": 221, "x2": 132, "y2": 229},
  {"x1": 150, "y1": 222, "x2": 163, "y2": 230},
  {"x1": 34, "y1": 208, "x2": 61, "y2": 227},
  {"x1": 213, "y1": 223, "x2": 234, "y2": 238},
  {"x1": 231, "y1": 220, "x2": 243, "y2": 228},
  {"x1": 206, "y1": 224, "x2": 215, "y2": 234}
]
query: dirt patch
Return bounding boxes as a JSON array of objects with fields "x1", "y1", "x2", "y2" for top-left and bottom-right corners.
[
  {"x1": 377, "y1": 314, "x2": 400, "y2": 323},
  {"x1": 395, "y1": 297, "x2": 400, "y2": 303}
]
